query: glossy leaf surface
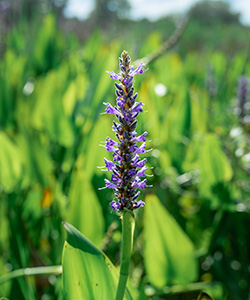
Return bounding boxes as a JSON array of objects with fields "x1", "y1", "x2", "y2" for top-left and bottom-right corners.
[
  {"x1": 62, "y1": 222, "x2": 133, "y2": 300},
  {"x1": 144, "y1": 194, "x2": 198, "y2": 288}
]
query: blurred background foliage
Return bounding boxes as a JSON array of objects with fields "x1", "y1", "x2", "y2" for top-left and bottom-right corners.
[{"x1": 0, "y1": 0, "x2": 250, "y2": 299}]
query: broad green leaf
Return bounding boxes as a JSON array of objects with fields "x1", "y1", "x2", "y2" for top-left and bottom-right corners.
[
  {"x1": 33, "y1": 14, "x2": 64, "y2": 73},
  {"x1": 198, "y1": 134, "x2": 233, "y2": 202},
  {"x1": 163, "y1": 89, "x2": 191, "y2": 168},
  {"x1": 84, "y1": 116, "x2": 111, "y2": 180},
  {"x1": 62, "y1": 81, "x2": 77, "y2": 116},
  {"x1": 0, "y1": 132, "x2": 24, "y2": 192},
  {"x1": 67, "y1": 166, "x2": 105, "y2": 248},
  {"x1": 139, "y1": 80, "x2": 161, "y2": 141},
  {"x1": 139, "y1": 32, "x2": 162, "y2": 58},
  {"x1": 15, "y1": 134, "x2": 53, "y2": 187},
  {"x1": 62, "y1": 222, "x2": 133, "y2": 300},
  {"x1": 189, "y1": 88, "x2": 208, "y2": 133},
  {"x1": 199, "y1": 134, "x2": 233, "y2": 184},
  {"x1": 183, "y1": 133, "x2": 233, "y2": 206},
  {"x1": 144, "y1": 194, "x2": 198, "y2": 288},
  {"x1": 32, "y1": 71, "x2": 74, "y2": 147},
  {"x1": 62, "y1": 73, "x2": 87, "y2": 117}
]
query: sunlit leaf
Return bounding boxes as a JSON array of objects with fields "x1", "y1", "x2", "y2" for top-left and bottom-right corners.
[
  {"x1": 67, "y1": 166, "x2": 105, "y2": 248},
  {"x1": 62, "y1": 222, "x2": 133, "y2": 300},
  {"x1": 15, "y1": 134, "x2": 53, "y2": 187},
  {"x1": 144, "y1": 194, "x2": 198, "y2": 288},
  {"x1": 0, "y1": 132, "x2": 24, "y2": 192},
  {"x1": 32, "y1": 71, "x2": 74, "y2": 147},
  {"x1": 198, "y1": 133, "x2": 233, "y2": 203}
]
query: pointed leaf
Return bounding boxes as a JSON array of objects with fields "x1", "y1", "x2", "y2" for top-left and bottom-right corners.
[
  {"x1": 67, "y1": 167, "x2": 105, "y2": 248},
  {"x1": 62, "y1": 222, "x2": 133, "y2": 300},
  {"x1": 0, "y1": 132, "x2": 24, "y2": 192},
  {"x1": 144, "y1": 194, "x2": 198, "y2": 288}
]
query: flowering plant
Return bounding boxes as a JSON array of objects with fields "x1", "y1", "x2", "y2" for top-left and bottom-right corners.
[{"x1": 100, "y1": 50, "x2": 150, "y2": 213}]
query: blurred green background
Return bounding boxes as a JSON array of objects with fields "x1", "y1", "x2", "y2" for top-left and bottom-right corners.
[{"x1": 0, "y1": 0, "x2": 250, "y2": 299}]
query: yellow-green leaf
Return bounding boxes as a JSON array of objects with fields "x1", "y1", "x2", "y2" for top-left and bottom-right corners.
[{"x1": 144, "y1": 194, "x2": 198, "y2": 288}]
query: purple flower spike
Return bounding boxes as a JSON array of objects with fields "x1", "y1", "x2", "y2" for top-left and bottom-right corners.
[{"x1": 101, "y1": 50, "x2": 151, "y2": 212}]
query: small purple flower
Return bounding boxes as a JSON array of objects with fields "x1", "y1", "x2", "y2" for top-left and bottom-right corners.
[
  {"x1": 131, "y1": 63, "x2": 147, "y2": 76},
  {"x1": 237, "y1": 76, "x2": 249, "y2": 119},
  {"x1": 104, "y1": 158, "x2": 115, "y2": 171},
  {"x1": 133, "y1": 200, "x2": 145, "y2": 209},
  {"x1": 132, "y1": 132, "x2": 148, "y2": 142},
  {"x1": 136, "y1": 166, "x2": 148, "y2": 177},
  {"x1": 111, "y1": 174, "x2": 122, "y2": 183},
  {"x1": 134, "y1": 158, "x2": 147, "y2": 168},
  {"x1": 134, "y1": 142, "x2": 146, "y2": 154},
  {"x1": 100, "y1": 51, "x2": 151, "y2": 211},
  {"x1": 110, "y1": 200, "x2": 121, "y2": 210},
  {"x1": 128, "y1": 169, "x2": 137, "y2": 177},
  {"x1": 106, "y1": 137, "x2": 118, "y2": 147},
  {"x1": 117, "y1": 97, "x2": 125, "y2": 107},
  {"x1": 103, "y1": 102, "x2": 121, "y2": 116},
  {"x1": 132, "y1": 191, "x2": 140, "y2": 200},
  {"x1": 104, "y1": 179, "x2": 117, "y2": 189},
  {"x1": 131, "y1": 102, "x2": 144, "y2": 113},
  {"x1": 136, "y1": 179, "x2": 147, "y2": 189},
  {"x1": 106, "y1": 71, "x2": 121, "y2": 80}
]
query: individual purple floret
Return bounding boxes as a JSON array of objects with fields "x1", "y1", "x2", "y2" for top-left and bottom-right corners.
[{"x1": 100, "y1": 50, "x2": 150, "y2": 212}]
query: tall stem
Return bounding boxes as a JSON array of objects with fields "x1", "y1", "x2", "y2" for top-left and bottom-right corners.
[{"x1": 115, "y1": 210, "x2": 135, "y2": 300}]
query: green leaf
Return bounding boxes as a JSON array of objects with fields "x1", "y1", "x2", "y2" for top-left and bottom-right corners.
[
  {"x1": 32, "y1": 71, "x2": 74, "y2": 147},
  {"x1": 15, "y1": 134, "x2": 53, "y2": 187},
  {"x1": 198, "y1": 134, "x2": 233, "y2": 205},
  {"x1": 62, "y1": 222, "x2": 133, "y2": 300},
  {"x1": 199, "y1": 134, "x2": 233, "y2": 185},
  {"x1": 144, "y1": 194, "x2": 198, "y2": 289},
  {"x1": 67, "y1": 167, "x2": 105, "y2": 248},
  {"x1": 165, "y1": 89, "x2": 191, "y2": 168},
  {"x1": 83, "y1": 116, "x2": 111, "y2": 180},
  {"x1": 0, "y1": 132, "x2": 24, "y2": 192}
]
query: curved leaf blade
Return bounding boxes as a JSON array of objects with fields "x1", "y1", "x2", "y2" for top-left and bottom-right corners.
[
  {"x1": 144, "y1": 194, "x2": 198, "y2": 288},
  {"x1": 62, "y1": 222, "x2": 133, "y2": 300}
]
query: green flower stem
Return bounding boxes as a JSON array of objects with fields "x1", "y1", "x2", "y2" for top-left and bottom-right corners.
[
  {"x1": 0, "y1": 265, "x2": 62, "y2": 285},
  {"x1": 115, "y1": 210, "x2": 135, "y2": 300}
]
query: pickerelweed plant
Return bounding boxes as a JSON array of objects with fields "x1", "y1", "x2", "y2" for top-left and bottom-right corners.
[{"x1": 100, "y1": 50, "x2": 151, "y2": 300}]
